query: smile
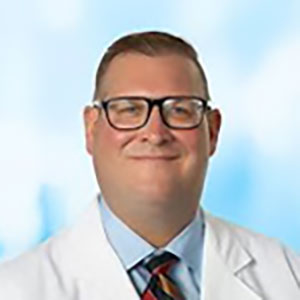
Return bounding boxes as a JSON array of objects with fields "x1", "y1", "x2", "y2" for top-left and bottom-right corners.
[{"x1": 129, "y1": 155, "x2": 179, "y2": 160}]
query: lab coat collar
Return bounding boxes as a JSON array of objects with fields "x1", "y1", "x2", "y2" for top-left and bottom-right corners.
[
  {"x1": 51, "y1": 199, "x2": 140, "y2": 299},
  {"x1": 51, "y1": 199, "x2": 263, "y2": 299},
  {"x1": 202, "y1": 211, "x2": 263, "y2": 300}
]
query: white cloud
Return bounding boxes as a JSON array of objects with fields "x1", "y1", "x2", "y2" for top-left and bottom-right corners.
[
  {"x1": 39, "y1": 131, "x2": 97, "y2": 221},
  {"x1": 0, "y1": 121, "x2": 41, "y2": 247},
  {"x1": 36, "y1": 0, "x2": 83, "y2": 31},
  {"x1": 240, "y1": 35, "x2": 300, "y2": 162},
  {"x1": 0, "y1": 119, "x2": 95, "y2": 256},
  {"x1": 169, "y1": 0, "x2": 240, "y2": 42}
]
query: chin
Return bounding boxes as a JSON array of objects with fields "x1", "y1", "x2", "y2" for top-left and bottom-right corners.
[{"x1": 132, "y1": 181, "x2": 178, "y2": 203}]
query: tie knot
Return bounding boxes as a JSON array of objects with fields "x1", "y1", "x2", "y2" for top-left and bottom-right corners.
[{"x1": 144, "y1": 251, "x2": 179, "y2": 275}]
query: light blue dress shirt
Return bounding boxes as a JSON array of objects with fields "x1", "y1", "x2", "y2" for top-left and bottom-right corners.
[{"x1": 99, "y1": 195, "x2": 205, "y2": 299}]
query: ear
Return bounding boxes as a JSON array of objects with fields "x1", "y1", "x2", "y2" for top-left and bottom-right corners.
[
  {"x1": 207, "y1": 109, "x2": 222, "y2": 156},
  {"x1": 83, "y1": 106, "x2": 100, "y2": 155}
]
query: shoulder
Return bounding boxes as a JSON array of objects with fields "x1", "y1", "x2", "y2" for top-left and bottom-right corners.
[
  {"x1": 205, "y1": 211, "x2": 286, "y2": 251},
  {"x1": 0, "y1": 225, "x2": 75, "y2": 299},
  {"x1": 0, "y1": 199, "x2": 104, "y2": 299},
  {"x1": 204, "y1": 211, "x2": 300, "y2": 287}
]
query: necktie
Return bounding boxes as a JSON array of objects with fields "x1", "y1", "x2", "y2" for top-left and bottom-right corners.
[{"x1": 141, "y1": 251, "x2": 185, "y2": 300}]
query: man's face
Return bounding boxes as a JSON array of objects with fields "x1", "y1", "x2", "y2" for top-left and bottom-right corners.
[{"x1": 84, "y1": 53, "x2": 221, "y2": 212}]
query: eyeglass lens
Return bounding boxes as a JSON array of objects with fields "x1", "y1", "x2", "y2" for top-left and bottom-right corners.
[{"x1": 105, "y1": 97, "x2": 205, "y2": 129}]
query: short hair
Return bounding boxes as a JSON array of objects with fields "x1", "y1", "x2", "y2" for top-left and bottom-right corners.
[{"x1": 93, "y1": 31, "x2": 210, "y2": 101}]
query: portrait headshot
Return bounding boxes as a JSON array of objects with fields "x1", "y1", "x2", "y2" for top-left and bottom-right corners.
[{"x1": 0, "y1": 1, "x2": 300, "y2": 300}]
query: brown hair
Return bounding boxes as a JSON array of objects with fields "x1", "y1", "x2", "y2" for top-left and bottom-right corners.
[{"x1": 93, "y1": 31, "x2": 210, "y2": 100}]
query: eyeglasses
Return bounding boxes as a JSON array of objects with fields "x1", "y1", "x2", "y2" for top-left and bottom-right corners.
[{"x1": 93, "y1": 96, "x2": 211, "y2": 130}]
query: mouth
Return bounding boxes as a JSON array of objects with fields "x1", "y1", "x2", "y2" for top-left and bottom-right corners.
[{"x1": 128, "y1": 155, "x2": 179, "y2": 160}]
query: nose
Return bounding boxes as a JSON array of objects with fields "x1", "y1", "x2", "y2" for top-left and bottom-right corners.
[{"x1": 139, "y1": 107, "x2": 174, "y2": 145}]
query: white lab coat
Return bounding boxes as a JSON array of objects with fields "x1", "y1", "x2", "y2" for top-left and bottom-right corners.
[{"x1": 0, "y1": 198, "x2": 299, "y2": 299}]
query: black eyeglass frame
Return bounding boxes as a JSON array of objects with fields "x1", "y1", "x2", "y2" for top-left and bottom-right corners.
[{"x1": 92, "y1": 95, "x2": 212, "y2": 130}]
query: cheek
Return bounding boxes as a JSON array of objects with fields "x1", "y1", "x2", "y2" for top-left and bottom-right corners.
[
  {"x1": 176, "y1": 128, "x2": 209, "y2": 161},
  {"x1": 92, "y1": 123, "x2": 136, "y2": 186},
  {"x1": 94, "y1": 121, "x2": 135, "y2": 157},
  {"x1": 176, "y1": 129, "x2": 210, "y2": 189}
]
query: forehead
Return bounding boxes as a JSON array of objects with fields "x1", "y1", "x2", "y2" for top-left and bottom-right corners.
[{"x1": 99, "y1": 53, "x2": 206, "y2": 99}]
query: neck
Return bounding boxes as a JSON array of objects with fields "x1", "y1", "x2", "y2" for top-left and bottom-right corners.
[{"x1": 105, "y1": 197, "x2": 198, "y2": 247}]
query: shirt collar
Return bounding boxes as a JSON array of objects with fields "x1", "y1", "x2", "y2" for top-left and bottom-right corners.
[
  {"x1": 164, "y1": 208, "x2": 204, "y2": 280},
  {"x1": 99, "y1": 195, "x2": 204, "y2": 277},
  {"x1": 99, "y1": 196, "x2": 154, "y2": 269}
]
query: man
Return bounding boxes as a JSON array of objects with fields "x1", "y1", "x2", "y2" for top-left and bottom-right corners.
[{"x1": 0, "y1": 31, "x2": 299, "y2": 300}]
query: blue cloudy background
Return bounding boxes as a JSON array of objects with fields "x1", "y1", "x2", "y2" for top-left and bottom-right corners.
[{"x1": 0, "y1": 0, "x2": 299, "y2": 261}]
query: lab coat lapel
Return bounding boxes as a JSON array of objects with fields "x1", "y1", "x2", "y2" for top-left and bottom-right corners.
[
  {"x1": 55, "y1": 199, "x2": 140, "y2": 300},
  {"x1": 54, "y1": 200, "x2": 265, "y2": 299},
  {"x1": 201, "y1": 212, "x2": 263, "y2": 300}
]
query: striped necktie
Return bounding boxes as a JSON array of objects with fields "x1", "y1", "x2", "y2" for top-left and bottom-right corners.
[{"x1": 141, "y1": 251, "x2": 185, "y2": 300}]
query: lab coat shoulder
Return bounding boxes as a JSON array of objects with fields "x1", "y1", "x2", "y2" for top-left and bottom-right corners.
[
  {"x1": 0, "y1": 200, "x2": 299, "y2": 300},
  {"x1": 0, "y1": 223, "x2": 80, "y2": 300},
  {"x1": 203, "y1": 212, "x2": 300, "y2": 299},
  {"x1": 0, "y1": 200, "x2": 140, "y2": 300},
  {"x1": 283, "y1": 245, "x2": 300, "y2": 286}
]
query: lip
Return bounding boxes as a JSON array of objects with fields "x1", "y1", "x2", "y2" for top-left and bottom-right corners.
[{"x1": 128, "y1": 155, "x2": 179, "y2": 160}]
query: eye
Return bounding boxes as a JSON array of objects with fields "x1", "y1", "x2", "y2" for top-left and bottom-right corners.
[
  {"x1": 108, "y1": 100, "x2": 145, "y2": 116},
  {"x1": 120, "y1": 105, "x2": 138, "y2": 113},
  {"x1": 171, "y1": 106, "x2": 190, "y2": 115},
  {"x1": 166, "y1": 101, "x2": 193, "y2": 118}
]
